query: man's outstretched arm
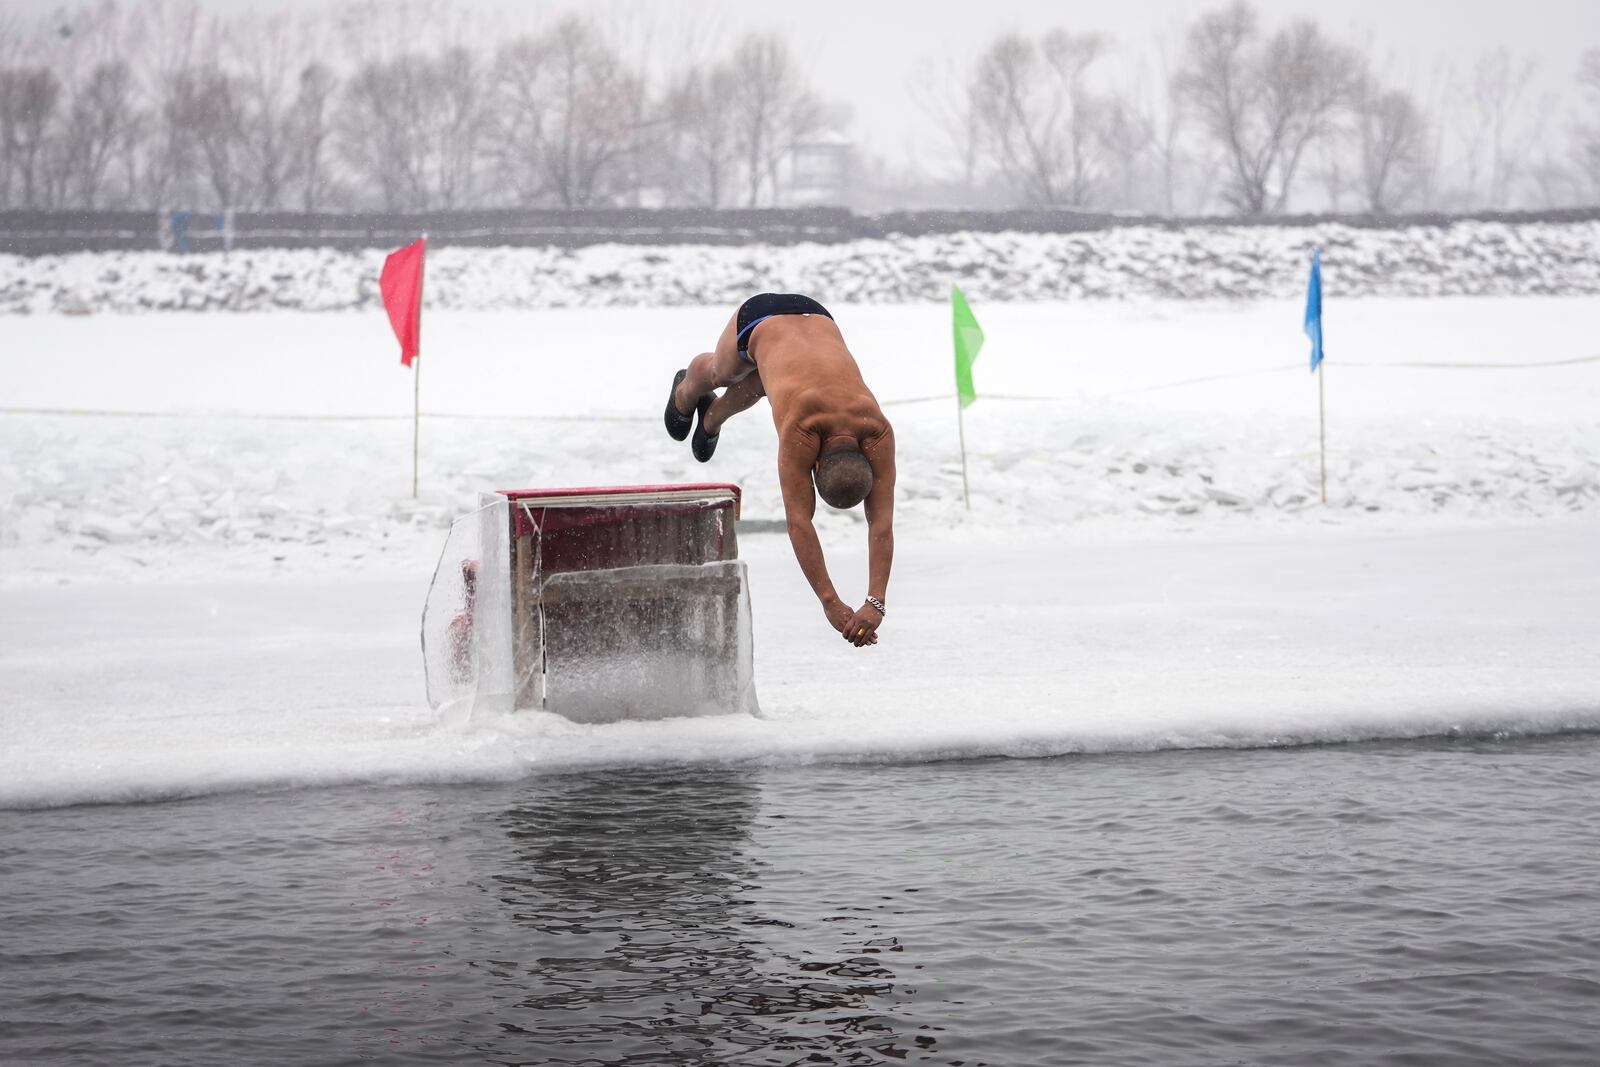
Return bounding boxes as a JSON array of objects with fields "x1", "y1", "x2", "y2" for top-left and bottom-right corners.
[
  {"x1": 843, "y1": 426, "x2": 895, "y2": 646},
  {"x1": 777, "y1": 435, "x2": 856, "y2": 637}
]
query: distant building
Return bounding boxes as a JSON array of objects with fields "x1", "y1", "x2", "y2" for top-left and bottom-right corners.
[{"x1": 784, "y1": 135, "x2": 856, "y2": 207}]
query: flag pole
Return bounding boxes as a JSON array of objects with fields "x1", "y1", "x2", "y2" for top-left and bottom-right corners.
[
  {"x1": 956, "y1": 398, "x2": 970, "y2": 510},
  {"x1": 1318, "y1": 362, "x2": 1327, "y2": 505},
  {"x1": 950, "y1": 284, "x2": 983, "y2": 513},
  {"x1": 413, "y1": 234, "x2": 427, "y2": 499},
  {"x1": 412, "y1": 345, "x2": 421, "y2": 498},
  {"x1": 1304, "y1": 245, "x2": 1326, "y2": 506}
]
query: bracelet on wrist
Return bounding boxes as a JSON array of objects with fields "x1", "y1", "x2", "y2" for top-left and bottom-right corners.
[{"x1": 864, "y1": 595, "x2": 886, "y2": 615}]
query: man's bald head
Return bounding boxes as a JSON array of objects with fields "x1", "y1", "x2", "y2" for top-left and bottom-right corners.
[{"x1": 814, "y1": 442, "x2": 873, "y2": 510}]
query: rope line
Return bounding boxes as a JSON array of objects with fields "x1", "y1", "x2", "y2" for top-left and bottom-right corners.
[
  {"x1": 5, "y1": 354, "x2": 1596, "y2": 421},
  {"x1": 1342, "y1": 353, "x2": 1600, "y2": 369},
  {"x1": 885, "y1": 353, "x2": 1600, "y2": 405}
]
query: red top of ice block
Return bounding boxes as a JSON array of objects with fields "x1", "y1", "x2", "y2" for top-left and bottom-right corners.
[
  {"x1": 500, "y1": 483, "x2": 741, "y2": 510},
  {"x1": 499, "y1": 484, "x2": 744, "y2": 569}
]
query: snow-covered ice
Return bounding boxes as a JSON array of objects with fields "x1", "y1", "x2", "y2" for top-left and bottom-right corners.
[
  {"x1": 3, "y1": 298, "x2": 1596, "y2": 579},
  {"x1": 1, "y1": 286, "x2": 1596, "y2": 809},
  {"x1": 2, "y1": 521, "x2": 1595, "y2": 810}
]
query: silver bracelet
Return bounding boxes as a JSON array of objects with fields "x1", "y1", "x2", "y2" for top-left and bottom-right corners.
[{"x1": 864, "y1": 595, "x2": 886, "y2": 615}]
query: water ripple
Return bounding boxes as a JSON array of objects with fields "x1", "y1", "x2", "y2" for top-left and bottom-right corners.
[{"x1": 3, "y1": 736, "x2": 1600, "y2": 1064}]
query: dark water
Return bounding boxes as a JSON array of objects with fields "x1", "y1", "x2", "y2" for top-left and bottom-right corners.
[{"x1": 5, "y1": 735, "x2": 1600, "y2": 1066}]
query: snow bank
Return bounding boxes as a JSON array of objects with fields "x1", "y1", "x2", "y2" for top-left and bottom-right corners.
[{"x1": 4, "y1": 220, "x2": 1599, "y2": 315}]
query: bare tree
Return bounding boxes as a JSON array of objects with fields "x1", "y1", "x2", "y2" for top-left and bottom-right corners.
[
  {"x1": 1178, "y1": 1, "x2": 1363, "y2": 215},
  {"x1": 1, "y1": 67, "x2": 61, "y2": 208},
  {"x1": 1354, "y1": 80, "x2": 1426, "y2": 213},
  {"x1": 432, "y1": 45, "x2": 488, "y2": 209},
  {"x1": 967, "y1": 31, "x2": 1109, "y2": 207},
  {"x1": 1099, "y1": 94, "x2": 1154, "y2": 210},
  {"x1": 231, "y1": 15, "x2": 298, "y2": 209},
  {"x1": 732, "y1": 34, "x2": 786, "y2": 206},
  {"x1": 61, "y1": 59, "x2": 136, "y2": 207},
  {"x1": 25, "y1": 1, "x2": 136, "y2": 209},
  {"x1": 178, "y1": 64, "x2": 244, "y2": 210},
  {"x1": 908, "y1": 52, "x2": 988, "y2": 201},
  {"x1": 1044, "y1": 31, "x2": 1111, "y2": 205},
  {"x1": 1526, "y1": 151, "x2": 1579, "y2": 208},
  {"x1": 600, "y1": 6, "x2": 674, "y2": 208},
  {"x1": 600, "y1": 4, "x2": 735, "y2": 207},
  {"x1": 1309, "y1": 135, "x2": 1353, "y2": 212},
  {"x1": 492, "y1": 36, "x2": 552, "y2": 206},
  {"x1": 338, "y1": 55, "x2": 434, "y2": 210},
  {"x1": 0, "y1": 69, "x2": 23, "y2": 208},
  {"x1": 331, "y1": 2, "x2": 496, "y2": 210},
  {"x1": 139, "y1": 0, "x2": 204, "y2": 209},
  {"x1": 662, "y1": 64, "x2": 741, "y2": 207},
  {"x1": 731, "y1": 34, "x2": 828, "y2": 206},
  {"x1": 0, "y1": 14, "x2": 19, "y2": 207},
  {"x1": 1150, "y1": 38, "x2": 1195, "y2": 215},
  {"x1": 1454, "y1": 48, "x2": 1541, "y2": 208},
  {"x1": 0, "y1": 18, "x2": 26, "y2": 208},
  {"x1": 96, "y1": 1, "x2": 158, "y2": 210},
  {"x1": 492, "y1": 18, "x2": 643, "y2": 209},
  {"x1": 340, "y1": 42, "x2": 493, "y2": 211},
  {"x1": 1578, "y1": 49, "x2": 1600, "y2": 199},
  {"x1": 147, "y1": 72, "x2": 194, "y2": 209},
  {"x1": 289, "y1": 59, "x2": 336, "y2": 212}
]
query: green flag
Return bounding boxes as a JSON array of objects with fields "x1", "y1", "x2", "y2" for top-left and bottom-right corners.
[{"x1": 952, "y1": 284, "x2": 984, "y2": 408}]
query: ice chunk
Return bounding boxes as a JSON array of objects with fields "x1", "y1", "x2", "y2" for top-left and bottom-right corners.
[{"x1": 539, "y1": 561, "x2": 759, "y2": 725}]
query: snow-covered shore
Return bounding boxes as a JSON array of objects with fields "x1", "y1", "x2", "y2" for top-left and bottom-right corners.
[
  {"x1": 6, "y1": 519, "x2": 1598, "y2": 810},
  {"x1": 2, "y1": 296, "x2": 1597, "y2": 808},
  {"x1": 5, "y1": 219, "x2": 1600, "y2": 315}
]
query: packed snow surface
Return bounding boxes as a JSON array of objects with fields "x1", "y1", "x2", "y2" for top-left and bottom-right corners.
[
  {"x1": 4, "y1": 299, "x2": 1596, "y2": 576},
  {"x1": 4, "y1": 220, "x2": 1599, "y2": 316},
  {"x1": 1, "y1": 297, "x2": 1596, "y2": 808},
  {"x1": 4, "y1": 522, "x2": 1596, "y2": 811}
]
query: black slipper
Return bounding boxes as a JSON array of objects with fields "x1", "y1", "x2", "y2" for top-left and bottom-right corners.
[
  {"x1": 664, "y1": 369, "x2": 694, "y2": 441},
  {"x1": 691, "y1": 395, "x2": 718, "y2": 462}
]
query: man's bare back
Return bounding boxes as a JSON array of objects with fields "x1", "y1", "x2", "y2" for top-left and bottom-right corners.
[
  {"x1": 664, "y1": 294, "x2": 896, "y2": 647},
  {"x1": 755, "y1": 315, "x2": 891, "y2": 456}
]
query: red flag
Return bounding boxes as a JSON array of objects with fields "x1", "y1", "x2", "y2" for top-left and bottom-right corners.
[{"x1": 380, "y1": 237, "x2": 425, "y2": 367}]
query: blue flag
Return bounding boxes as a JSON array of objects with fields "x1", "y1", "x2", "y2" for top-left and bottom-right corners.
[{"x1": 1304, "y1": 246, "x2": 1324, "y2": 373}]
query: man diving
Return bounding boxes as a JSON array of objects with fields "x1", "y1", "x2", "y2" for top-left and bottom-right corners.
[{"x1": 665, "y1": 293, "x2": 895, "y2": 648}]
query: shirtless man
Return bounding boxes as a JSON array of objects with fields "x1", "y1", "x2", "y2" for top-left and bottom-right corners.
[{"x1": 664, "y1": 293, "x2": 894, "y2": 648}]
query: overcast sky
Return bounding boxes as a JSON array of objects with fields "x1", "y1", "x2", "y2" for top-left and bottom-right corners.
[
  {"x1": 14, "y1": 0, "x2": 1599, "y2": 172},
  {"x1": 723, "y1": 0, "x2": 1600, "y2": 172}
]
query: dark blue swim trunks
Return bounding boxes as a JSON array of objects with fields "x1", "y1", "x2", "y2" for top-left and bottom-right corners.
[{"x1": 735, "y1": 293, "x2": 833, "y2": 364}]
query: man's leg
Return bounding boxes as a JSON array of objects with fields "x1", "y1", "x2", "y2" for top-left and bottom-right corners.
[
  {"x1": 674, "y1": 309, "x2": 748, "y2": 415},
  {"x1": 703, "y1": 371, "x2": 765, "y2": 436}
]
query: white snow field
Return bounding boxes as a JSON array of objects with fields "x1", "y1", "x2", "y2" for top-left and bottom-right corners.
[{"x1": 2, "y1": 294, "x2": 1597, "y2": 808}]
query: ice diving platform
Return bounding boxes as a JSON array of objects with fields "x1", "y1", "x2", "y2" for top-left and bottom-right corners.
[{"x1": 422, "y1": 483, "x2": 759, "y2": 724}]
